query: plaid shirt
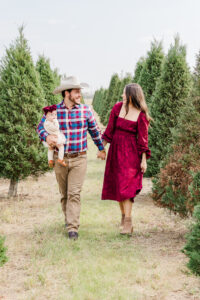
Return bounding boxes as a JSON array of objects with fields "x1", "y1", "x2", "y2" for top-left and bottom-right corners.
[{"x1": 37, "y1": 100, "x2": 104, "y2": 153}]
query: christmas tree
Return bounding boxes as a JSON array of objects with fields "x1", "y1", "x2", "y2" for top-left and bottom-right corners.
[
  {"x1": 138, "y1": 40, "x2": 164, "y2": 105},
  {"x1": 133, "y1": 57, "x2": 146, "y2": 83},
  {"x1": 183, "y1": 204, "x2": 200, "y2": 276},
  {"x1": 146, "y1": 36, "x2": 191, "y2": 177},
  {"x1": 104, "y1": 74, "x2": 120, "y2": 124},
  {"x1": 0, "y1": 27, "x2": 48, "y2": 197},
  {"x1": 100, "y1": 74, "x2": 119, "y2": 125},
  {"x1": 152, "y1": 50, "x2": 200, "y2": 216},
  {"x1": 36, "y1": 55, "x2": 61, "y2": 105},
  {"x1": 117, "y1": 73, "x2": 133, "y2": 101}
]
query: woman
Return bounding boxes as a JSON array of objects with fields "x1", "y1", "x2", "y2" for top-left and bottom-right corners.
[{"x1": 101, "y1": 83, "x2": 151, "y2": 235}]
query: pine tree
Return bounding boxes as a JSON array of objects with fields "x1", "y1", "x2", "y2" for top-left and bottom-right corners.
[
  {"x1": 152, "y1": 50, "x2": 200, "y2": 216},
  {"x1": 182, "y1": 204, "x2": 200, "y2": 276},
  {"x1": 94, "y1": 88, "x2": 106, "y2": 115},
  {"x1": 98, "y1": 89, "x2": 108, "y2": 117},
  {"x1": 104, "y1": 74, "x2": 120, "y2": 124},
  {"x1": 133, "y1": 57, "x2": 146, "y2": 83},
  {"x1": 117, "y1": 73, "x2": 133, "y2": 101},
  {"x1": 138, "y1": 40, "x2": 164, "y2": 105},
  {"x1": 36, "y1": 55, "x2": 61, "y2": 105},
  {"x1": 0, "y1": 27, "x2": 48, "y2": 197},
  {"x1": 52, "y1": 67, "x2": 61, "y2": 86},
  {"x1": 193, "y1": 50, "x2": 200, "y2": 93},
  {"x1": 100, "y1": 74, "x2": 119, "y2": 125},
  {"x1": 146, "y1": 36, "x2": 191, "y2": 177}
]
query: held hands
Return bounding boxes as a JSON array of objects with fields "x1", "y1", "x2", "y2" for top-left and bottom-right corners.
[{"x1": 97, "y1": 150, "x2": 106, "y2": 160}]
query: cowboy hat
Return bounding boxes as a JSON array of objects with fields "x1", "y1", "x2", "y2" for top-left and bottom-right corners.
[{"x1": 53, "y1": 76, "x2": 89, "y2": 95}]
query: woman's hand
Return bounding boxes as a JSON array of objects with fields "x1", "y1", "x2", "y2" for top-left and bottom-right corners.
[
  {"x1": 140, "y1": 159, "x2": 147, "y2": 173},
  {"x1": 97, "y1": 150, "x2": 106, "y2": 160}
]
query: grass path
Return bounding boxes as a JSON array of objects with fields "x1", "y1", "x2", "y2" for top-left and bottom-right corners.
[{"x1": 0, "y1": 101, "x2": 200, "y2": 300}]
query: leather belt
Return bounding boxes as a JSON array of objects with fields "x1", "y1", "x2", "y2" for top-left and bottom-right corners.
[{"x1": 64, "y1": 151, "x2": 87, "y2": 158}]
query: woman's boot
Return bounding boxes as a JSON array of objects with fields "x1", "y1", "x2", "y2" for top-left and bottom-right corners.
[{"x1": 120, "y1": 217, "x2": 133, "y2": 235}]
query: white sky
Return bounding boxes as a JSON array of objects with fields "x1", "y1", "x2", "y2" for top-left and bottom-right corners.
[{"x1": 0, "y1": 0, "x2": 200, "y2": 92}]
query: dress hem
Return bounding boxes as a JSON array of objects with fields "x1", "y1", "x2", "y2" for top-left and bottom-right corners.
[{"x1": 101, "y1": 188, "x2": 142, "y2": 202}]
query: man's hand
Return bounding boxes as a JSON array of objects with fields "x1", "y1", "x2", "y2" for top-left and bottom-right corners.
[
  {"x1": 97, "y1": 150, "x2": 106, "y2": 160},
  {"x1": 46, "y1": 135, "x2": 58, "y2": 147}
]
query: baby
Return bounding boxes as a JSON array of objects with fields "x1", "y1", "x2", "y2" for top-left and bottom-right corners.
[{"x1": 43, "y1": 105, "x2": 66, "y2": 168}]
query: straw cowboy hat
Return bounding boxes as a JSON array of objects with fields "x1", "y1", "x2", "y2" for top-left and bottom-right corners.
[{"x1": 53, "y1": 76, "x2": 89, "y2": 95}]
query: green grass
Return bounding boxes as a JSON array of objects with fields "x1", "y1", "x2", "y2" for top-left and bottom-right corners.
[
  {"x1": 25, "y1": 138, "x2": 152, "y2": 300},
  {"x1": 2, "y1": 135, "x2": 197, "y2": 300}
]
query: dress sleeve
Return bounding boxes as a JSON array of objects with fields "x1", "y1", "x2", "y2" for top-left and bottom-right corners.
[
  {"x1": 102, "y1": 103, "x2": 119, "y2": 143},
  {"x1": 137, "y1": 112, "x2": 151, "y2": 159}
]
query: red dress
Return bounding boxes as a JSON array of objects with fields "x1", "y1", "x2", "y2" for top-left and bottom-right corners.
[{"x1": 101, "y1": 102, "x2": 151, "y2": 202}]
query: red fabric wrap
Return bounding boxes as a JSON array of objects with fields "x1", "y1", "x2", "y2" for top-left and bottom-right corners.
[{"x1": 43, "y1": 104, "x2": 57, "y2": 115}]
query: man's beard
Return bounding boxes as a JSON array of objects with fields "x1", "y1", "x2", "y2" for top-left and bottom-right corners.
[{"x1": 69, "y1": 94, "x2": 80, "y2": 105}]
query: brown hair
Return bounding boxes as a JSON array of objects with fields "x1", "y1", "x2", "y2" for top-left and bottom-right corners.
[
  {"x1": 62, "y1": 89, "x2": 73, "y2": 99},
  {"x1": 124, "y1": 83, "x2": 152, "y2": 122}
]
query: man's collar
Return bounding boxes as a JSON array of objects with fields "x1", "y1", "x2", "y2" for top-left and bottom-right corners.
[{"x1": 61, "y1": 99, "x2": 80, "y2": 109}]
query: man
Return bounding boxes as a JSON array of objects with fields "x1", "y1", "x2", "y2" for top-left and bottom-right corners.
[{"x1": 37, "y1": 76, "x2": 106, "y2": 240}]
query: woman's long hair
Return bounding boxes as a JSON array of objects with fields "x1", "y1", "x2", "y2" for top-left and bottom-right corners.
[{"x1": 124, "y1": 83, "x2": 152, "y2": 122}]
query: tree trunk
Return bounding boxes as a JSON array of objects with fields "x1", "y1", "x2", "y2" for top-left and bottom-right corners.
[{"x1": 8, "y1": 179, "x2": 18, "y2": 197}]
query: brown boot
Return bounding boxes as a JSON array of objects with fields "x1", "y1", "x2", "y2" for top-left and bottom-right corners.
[
  {"x1": 119, "y1": 214, "x2": 125, "y2": 230},
  {"x1": 120, "y1": 217, "x2": 133, "y2": 235}
]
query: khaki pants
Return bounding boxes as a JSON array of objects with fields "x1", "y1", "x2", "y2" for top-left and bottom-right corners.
[{"x1": 54, "y1": 153, "x2": 87, "y2": 232}]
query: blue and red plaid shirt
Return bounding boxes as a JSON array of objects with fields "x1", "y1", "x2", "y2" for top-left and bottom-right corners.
[{"x1": 37, "y1": 100, "x2": 104, "y2": 153}]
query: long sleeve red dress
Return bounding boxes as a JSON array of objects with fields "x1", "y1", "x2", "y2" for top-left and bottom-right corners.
[{"x1": 101, "y1": 101, "x2": 151, "y2": 202}]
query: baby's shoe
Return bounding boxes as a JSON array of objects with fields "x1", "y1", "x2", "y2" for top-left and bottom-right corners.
[
  {"x1": 48, "y1": 160, "x2": 54, "y2": 168},
  {"x1": 57, "y1": 159, "x2": 67, "y2": 167}
]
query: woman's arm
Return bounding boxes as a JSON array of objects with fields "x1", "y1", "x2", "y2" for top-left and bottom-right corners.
[
  {"x1": 102, "y1": 103, "x2": 120, "y2": 143},
  {"x1": 141, "y1": 152, "x2": 147, "y2": 173},
  {"x1": 103, "y1": 140, "x2": 108, "y2": 147},
  {"x1": 137, "y1": 112, "x2": 151, "y2": 173}
]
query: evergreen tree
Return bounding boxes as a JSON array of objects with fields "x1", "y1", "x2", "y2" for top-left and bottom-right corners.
[
  {"x1": 100, "y1": 74, "x2": 119, "y2": 125},
  {"x1": 36, "y1": 55, "x2": 61, "y2": 105},
  {"x1": 152, "y1": 50, "x2": 200, "y2": 216},
  {"x1": 0, "y1": 27, "x2": 48, "y2": 197},
  {"x1": 0, "y1": 235, "x2": 8, "y2": 267},
  {"x1": 193, "y1": 50, "x2": 200, "y2": 93},
  {"x1": 98, "y1": 89, "x2": 108, "y2": 117},
  {"x1": 52, "y1": 67, "x2": 61, "y2": 86},
  {"x1": 138, "y1": 40, "x2": 164, "y2": 105},
  {"x1": 94, "y1": 88, "x2": 105, "y2": 115},
  {"x1": 133, "y1": 57, "x2": 145, "y2": 83},
  {"x1": 104, "y1": 74, "x2": 120, "y2": 124},
  {"x1": 146, "y1": 36, "x2": 191, "y2": 177},
  {"x1": 182, "y1": 204, "x2": 200, "y2": 276},
  {"x1": 117, "y1": 73, "x2": 133, "y2": 101}
]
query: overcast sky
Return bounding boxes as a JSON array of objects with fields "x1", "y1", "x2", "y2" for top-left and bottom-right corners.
[{"x1": 0, "y1": 0, "x2": 200, "y2": 92}]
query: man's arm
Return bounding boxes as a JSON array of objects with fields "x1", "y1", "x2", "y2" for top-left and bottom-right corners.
[
  {"x1": 37, "y1": 114, "x2": 49, "y2": 141},
  {"x1": 87, "y1": 107, "x2": 105, "y2": 151},
  {"x1": 37, "y1": 115, "x2": 57, "y2": 146}
]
